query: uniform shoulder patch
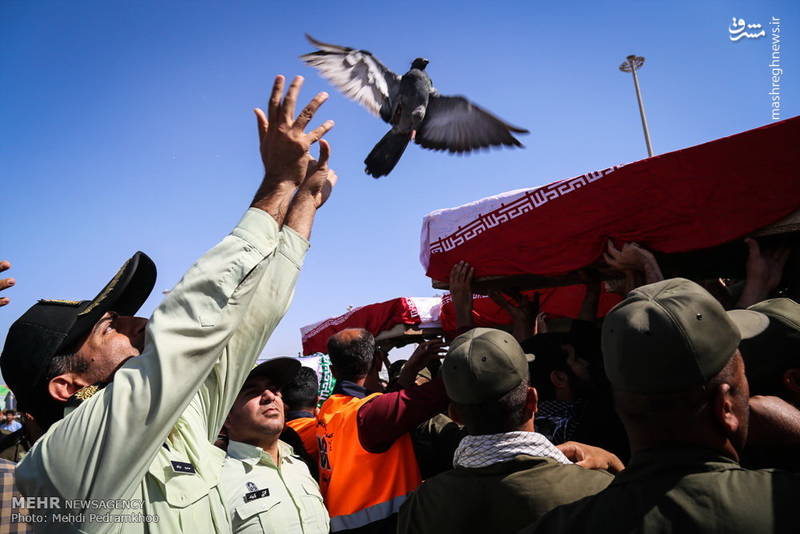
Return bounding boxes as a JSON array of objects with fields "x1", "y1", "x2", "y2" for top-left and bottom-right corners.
[
  {"x1": 65, "y1": 383, "x2": 108, "y2": 408},
  {"x1": 75, "y1": 384, "x2": 101, "y2": 401}
]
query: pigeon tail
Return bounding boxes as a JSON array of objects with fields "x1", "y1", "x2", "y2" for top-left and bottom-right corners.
[{"x1": 364, "y1": 130, "x2": 411, "y2": 178}]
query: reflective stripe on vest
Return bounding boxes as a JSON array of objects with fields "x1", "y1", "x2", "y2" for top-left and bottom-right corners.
[
  {"x1": 317, "y1": 393, "x2": 422, "y2": 528},
  {"x1": 329, "y1": 493, "x2": 411, "y2": 532}
]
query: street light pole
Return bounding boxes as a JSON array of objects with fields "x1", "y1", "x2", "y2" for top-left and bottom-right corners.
[{"x1": 619, "y1": 55, "x2": 654, "y2": 157}]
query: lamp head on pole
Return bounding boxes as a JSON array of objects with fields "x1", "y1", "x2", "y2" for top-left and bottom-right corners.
[{"x1": 619, "y1": 55, "x2": 645, "y2": 72}]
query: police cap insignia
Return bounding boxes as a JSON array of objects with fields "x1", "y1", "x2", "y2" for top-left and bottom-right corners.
[{"x1": 38, "y1": 299, "x2": 82, "y2": 306}]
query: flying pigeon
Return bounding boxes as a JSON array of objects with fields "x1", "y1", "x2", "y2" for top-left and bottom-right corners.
[{"x1": 300, "y1": 34, "x2": 529, "y2": 178}]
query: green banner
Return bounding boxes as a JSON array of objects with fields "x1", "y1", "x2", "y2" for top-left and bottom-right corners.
[{"x1": 0, "y1": 385, "x2": 10, "y2": 410}]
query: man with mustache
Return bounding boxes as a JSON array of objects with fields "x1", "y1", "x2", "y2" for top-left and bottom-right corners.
[
  {"x1": 0, "y1": 75, "x2": 337, "y2": 532},
  {"x1": 220, "y1": 359, "x2": 329, "y2": 534}
]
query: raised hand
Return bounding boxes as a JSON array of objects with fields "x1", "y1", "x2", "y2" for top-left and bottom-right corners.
[
  {"x1": 256, "y1": 75, "x2": 334, "y2": 184},
  {"x1": 297, "y1": 139, "x2": 338, "y2": 209},
  {"x1": 0, "y1": 261, "x2": 14, "y2": 307},
  {"x1": 489, "y1": 289, "x2": 536, "y2": 342},
  {"x1": 251, "y1": 75, "x2": 335, "y2": 225},
  {"x1": 398, "y1": 339, "x2": 447, "y2": 389},
  {"x1": 737, "y1": 238, "x2": 791, "y2": 308},
  {"x1": 603, "y1": 240, "x2": 663, "y2": 294},
  {"x1": 604, "y1": 241, "x2": 661, "y2": 279},
  {"x1": 449, "y1": 261, "x2": 474, "y2": 331}
]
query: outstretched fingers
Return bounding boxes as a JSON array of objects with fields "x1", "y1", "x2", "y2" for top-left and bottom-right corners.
[
  {"x1": 316, "y1": 139, "x2": 331, "y2": 169},
  {"x1": 254, "y1": 108, "x2": 268, "y2": 145},
  {"x1": 307, "y1": 120, "x2": 335, "y2": 144},
  {"x1": 0, "y1": 261, "x2": 13, "y2": 306},
  {"x1": 450, "y1": 261, "x2": 474, "y2": 285},
  {"x1": 294, "y1": 92, "x2": 329, "y2": 131},
  {"x1": 282, "y1": 76, "x2": 304, "y2": 123},
  {"x1": 265, "y1": 75, "x2": 334, "y2": 144},
  {"x1": 268, "y1": 75, "x2": 285, "y2": 125}
]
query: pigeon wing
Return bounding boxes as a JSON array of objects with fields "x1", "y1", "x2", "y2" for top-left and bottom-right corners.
[
  {"x1": 300, "y1": 34, "x2": 400, "y2": 120},
  {"x1": 415, "y1": 94, "x2": 529, "y2": 153}
]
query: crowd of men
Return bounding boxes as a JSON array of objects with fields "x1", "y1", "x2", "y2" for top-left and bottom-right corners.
[{"x1": 0, "y1": 75, "x2": 799, "y2": 534}]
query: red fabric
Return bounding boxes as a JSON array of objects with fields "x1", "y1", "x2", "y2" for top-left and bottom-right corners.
[
  {"x1": 439, "y1": 286, "x2": 622, "y2": 336},
  {"x1": 426, "y1": 117, "x2": 800, "y2": 283},
  {"x1": 301, "y1": 297, "x2": 421, "y2": 355}
]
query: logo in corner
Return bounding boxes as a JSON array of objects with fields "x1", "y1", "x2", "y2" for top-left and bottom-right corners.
[{"x1": 729, "y1": 17, "x2": 766, "y2": 41}]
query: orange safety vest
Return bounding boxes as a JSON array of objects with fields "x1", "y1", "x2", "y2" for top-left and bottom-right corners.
[
  {"x1": 286, "y1": 416, "x2": 319, "y2": 463},
  {"x1": 317, "y1": 393, "x2": 422, "y2": 532}
]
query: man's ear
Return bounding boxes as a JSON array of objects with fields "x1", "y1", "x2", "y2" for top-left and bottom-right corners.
[
  {"x1": 782, "y1": 368, "x2": 800, "y2": 394},
  {"x1": 526, "y1": 387, "x2": 539, "y2": 417},
  {"x1": 712, "y1": 383, "x2": 740, "y2": 435},
  {"x1": 447, "y1": 403, "x2": 463, "y2": 425},
  {"x1": 48, "y1": 373, "x2": 90, "y2": 403}
]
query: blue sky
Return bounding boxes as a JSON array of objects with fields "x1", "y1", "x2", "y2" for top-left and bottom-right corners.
[{"x1": 2, "y1": 0, "x2": 797, "y2": 380}]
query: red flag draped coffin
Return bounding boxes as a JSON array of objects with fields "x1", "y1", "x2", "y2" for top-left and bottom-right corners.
[
  {"x1": 300, "y1": 297, "x2": 442, "y2": 355},
  {"x1": 421, "y1": 117, "x2": 800, "y2": 285}
]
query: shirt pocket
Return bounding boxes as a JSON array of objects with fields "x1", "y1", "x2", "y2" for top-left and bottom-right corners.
[
  {"x1": 300, "y1": 480, "x2": 329, "y2": 533},
  {"x1": 233, "y1": 496, "x2": 283, "y2": 534},
  {"x1": 147, "y1": 455, "x2": 214, "y2": 509}
]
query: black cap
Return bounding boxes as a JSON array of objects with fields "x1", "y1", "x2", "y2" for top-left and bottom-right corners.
[
  {"x1": 0, "y1": 252, "x2": 156, "y2": 413},
  {"x1": 246, "y1": 358, "x2": 302, "y2": 391}
]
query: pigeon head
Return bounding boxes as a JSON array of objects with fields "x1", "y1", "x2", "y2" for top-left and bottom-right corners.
[{"x1": 411, "y1": 57, "x2": 429, "y2": 70}]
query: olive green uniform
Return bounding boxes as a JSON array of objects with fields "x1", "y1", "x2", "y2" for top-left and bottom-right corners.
[
  {"x1": 15, "y1": 209, "x2": 308, "y2": 533},
  {"x1": 528, "y1": 448, "x2": 800, "y2": 534},
  {"x1": 398, "y1": 455, "x2": 613, "y2": 534}
]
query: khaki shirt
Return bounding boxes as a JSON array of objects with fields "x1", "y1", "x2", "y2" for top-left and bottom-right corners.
[
  {"x1": 15, "y1": 208, "x2": 309, "y2": 533},
  {"x1": 220, "y1": 440, "x2": 328, "y2": 534}
]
